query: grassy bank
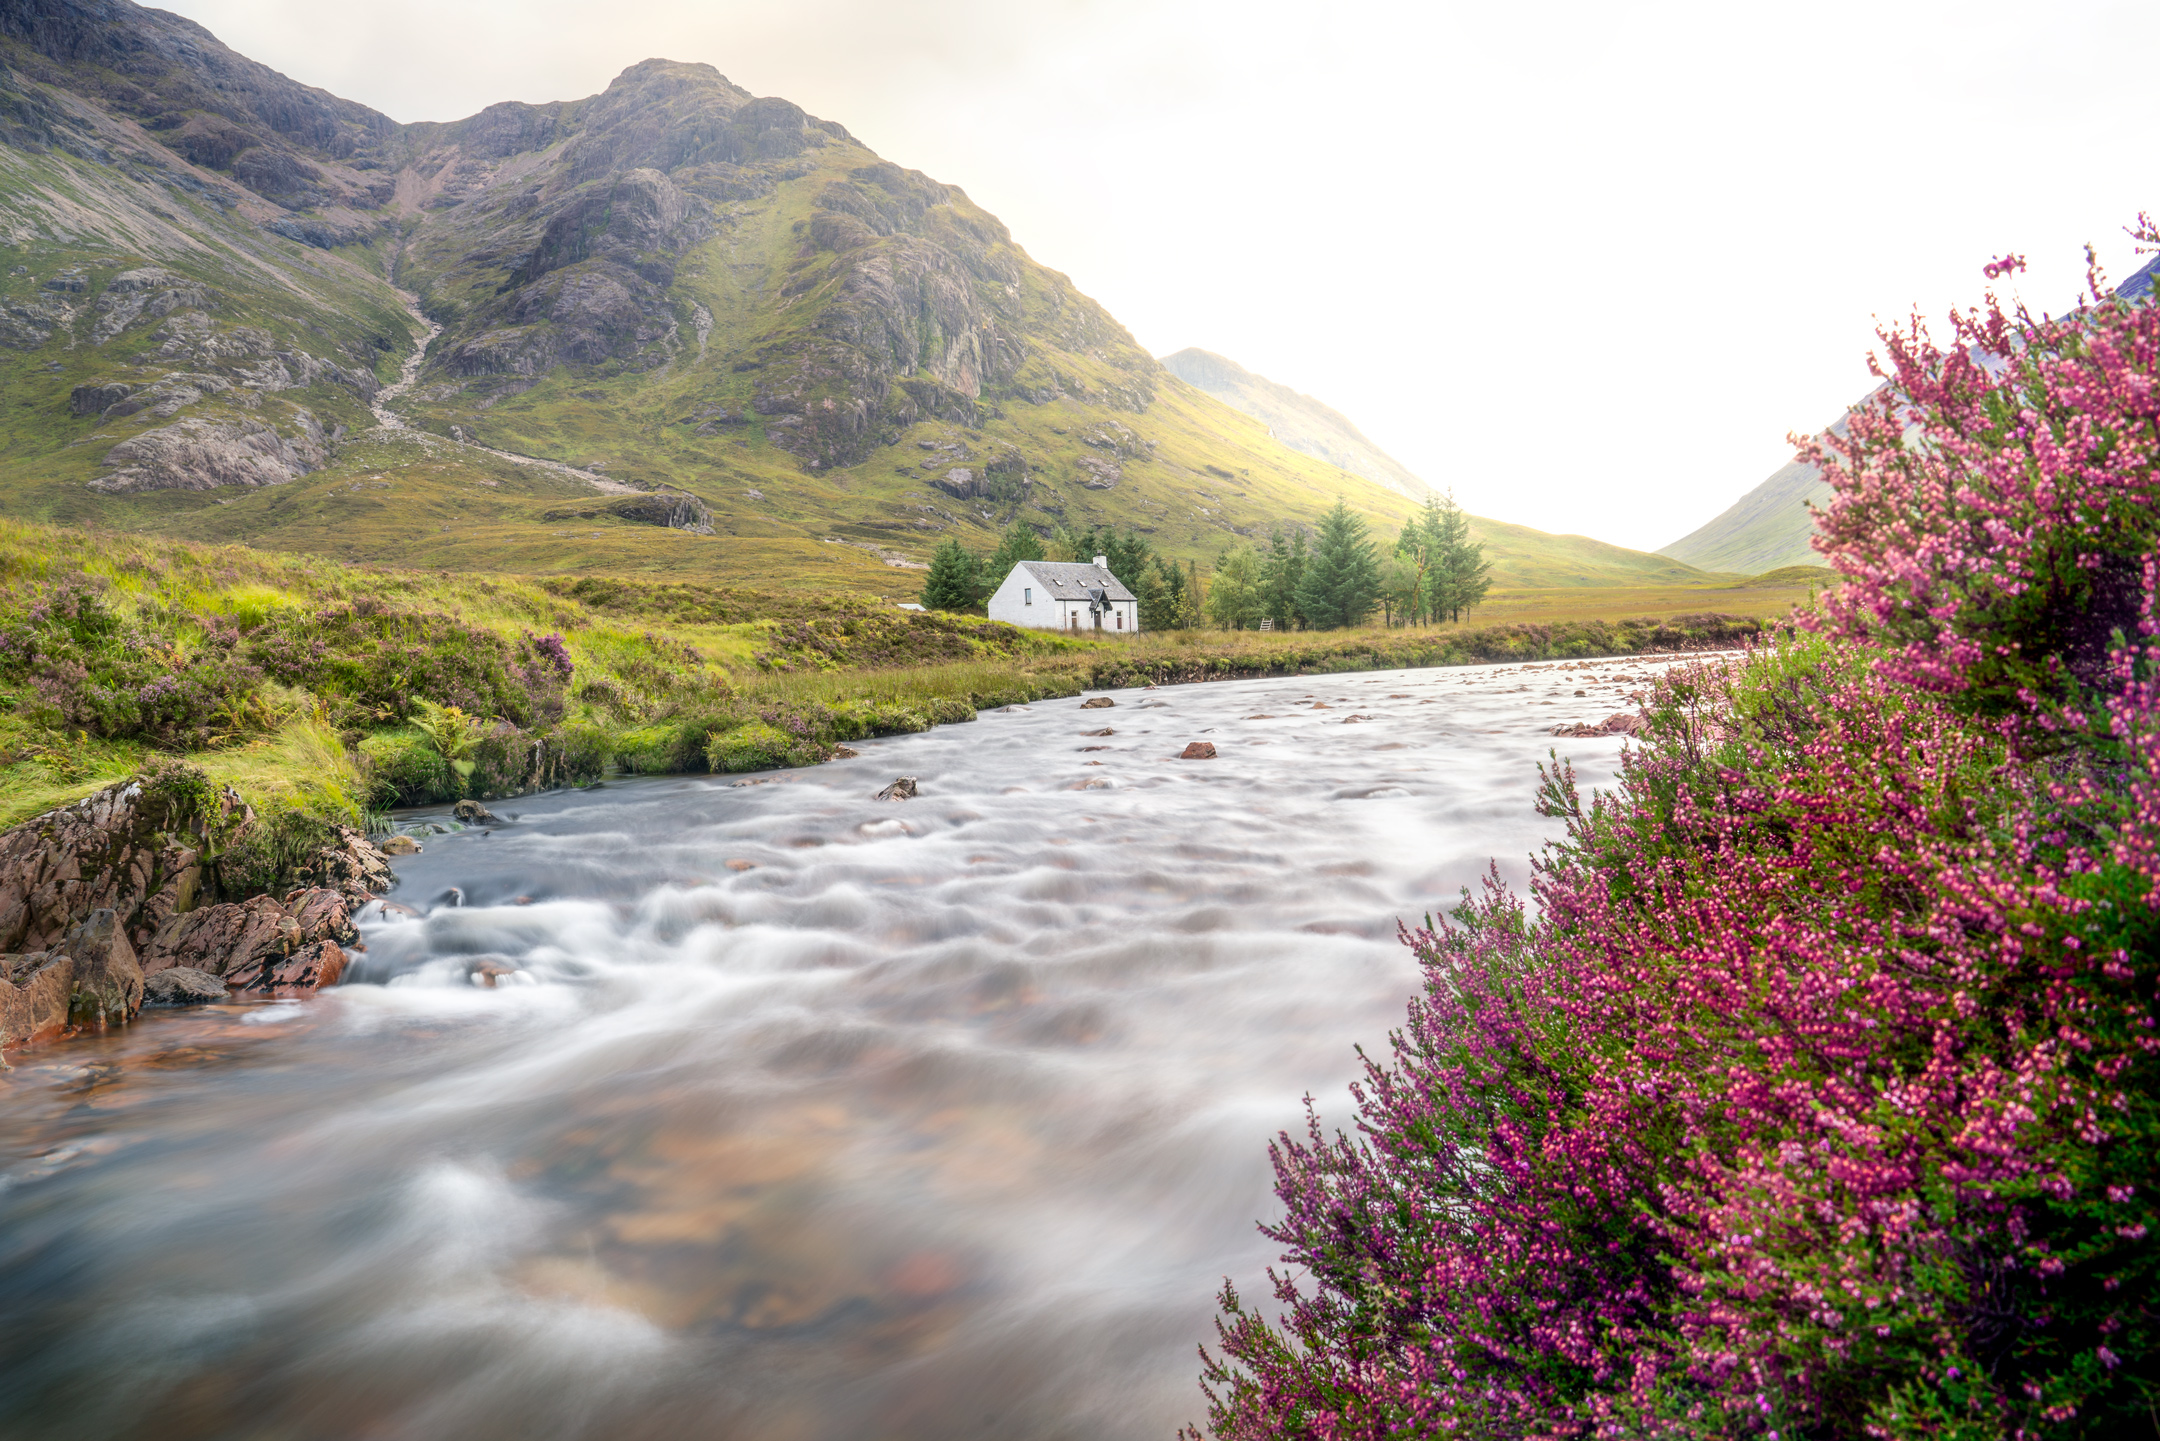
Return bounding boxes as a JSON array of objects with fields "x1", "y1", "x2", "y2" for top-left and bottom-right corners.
[{"x1": 0, "y1": 520, "x2": 1780, "y2": 834}]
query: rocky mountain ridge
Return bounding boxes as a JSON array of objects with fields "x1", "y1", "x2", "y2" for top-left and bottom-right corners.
[{"x1": 0, "y1": 0, "x2": 1713, "y2": 593}]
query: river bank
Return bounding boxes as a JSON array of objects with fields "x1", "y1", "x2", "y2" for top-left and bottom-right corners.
[{"x1": 1, "y1": 519, "x2": 1771, "y2": 836}]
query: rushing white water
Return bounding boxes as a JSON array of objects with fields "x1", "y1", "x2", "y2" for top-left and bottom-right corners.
[{"x1": 0, "y1": 659, "x2": 1684, "y2": 1440}]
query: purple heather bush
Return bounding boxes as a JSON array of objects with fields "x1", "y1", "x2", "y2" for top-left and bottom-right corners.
[{"x1": 1191, "y1": 245, "x2": 2160, "y2": 1438}]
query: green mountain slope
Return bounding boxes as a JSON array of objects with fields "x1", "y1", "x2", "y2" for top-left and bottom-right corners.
[
  {"x1": 1159, "y1": 347, "x2": 1430, "y2": 501},
  {"x1": 0, "y1": 0, "x2": 1718, "y2": 593},
  {"x1": 1657, "y1": 455, "x2": 1831, "y2": 575}
]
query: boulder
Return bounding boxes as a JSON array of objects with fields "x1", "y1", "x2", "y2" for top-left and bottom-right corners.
[
  {"x1": 1080, "y1": 696, "x2": 1115, "y2": 709},
  {"x1": 379, "y1": 834, "x2": 421, "y2": 855},
  {"x1": 1, "y1": 952, "x2": 76, "y2": 1050},
  {"x1": 59, "y1": 908, "x2": 143, "y2": 1028},
  {"x1": 1180, "y1": 742, "x2": 1218, "y2": 759},
  {"x1": 139, "y1": 888, "x2": 355, "y2": 997},
  {"x1": 69, "y1": 381, "x2": 137, "y2": 416},
  {"x1": 452, "y1": 800, "x2": 503, "y2": 826},
  {"x1": 1081, "y1": 727, "x2": 1114, "y2": 737},
  {"x1": 142, "y1": 966, "x2": 226, "y2": 1006},
  {"x1": 259, "y1": 941, "x2": 347, "y2": 996},
  {"x1": 874, "y1": 777, "x2": 919, "y2": 801}
]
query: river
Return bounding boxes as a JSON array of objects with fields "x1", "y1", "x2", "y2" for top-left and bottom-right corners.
[{"x1": 0, "y1": 658, "x2": 1677, "y2": 1440}]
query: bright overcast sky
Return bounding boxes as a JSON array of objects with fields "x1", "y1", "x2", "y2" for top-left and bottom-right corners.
[{"x1": 162, "y1": 0, "x2": 2160, "y2": 552}]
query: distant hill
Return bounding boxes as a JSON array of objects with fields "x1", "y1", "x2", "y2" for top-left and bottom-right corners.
[
  {"x1": 1657, "y1": 452, "x2": 1833, "y2": 575},
  {"x1": 1665, "y1": 254, "x2": 2160, "y2": 576},
  {"x1": 1159, "y1": 348, "x2": 1431, "y2": 501}
]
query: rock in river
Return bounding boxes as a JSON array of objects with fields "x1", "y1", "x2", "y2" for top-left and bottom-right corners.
[
  {"x1": 1180, "y1": 742, "x2": 1218, "y2": 759},
  {"x1": 143, "y1": 966, "x2": 226, "y2": 1006},
  {"x1": 874, "y1": 777, "x2": 920, "y2": 801}
]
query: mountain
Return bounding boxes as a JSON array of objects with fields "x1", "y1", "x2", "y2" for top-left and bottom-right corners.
[
  {"x1": 1657, "y1": 453, "x2": 1831, "y2": 575},
  {"x1": 0, "y1": 0, "x2": 1714, "y2": 593},
  {"x1": 1665, "y1": 256, "x2": 2160, "y2": 576},
  {"x1": 1159, "y1": 348, "x2": 1430, "y2": 501}
]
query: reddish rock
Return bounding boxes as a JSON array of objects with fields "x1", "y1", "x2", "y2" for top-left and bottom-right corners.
[
  {"x1": 1, "y1": 952, "x2": 76, "y2": 1050},
  {"x1": 268, "y1": 941, "x2": 346, "y2": 996},
  {"x1": 1080, "y1": 696, "x2": 1115, "y2": 709},
  {"x1": 1180, "y1": 742, "x2": 1218, "y2": 759},
  {"x1": 140, "y1": 888, "x2": 356, "y2": 997}
]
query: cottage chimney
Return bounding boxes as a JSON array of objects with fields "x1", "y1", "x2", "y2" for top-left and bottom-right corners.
[{"x1": 1093, "y1": 554, "x2": 1108, "y2": 570}]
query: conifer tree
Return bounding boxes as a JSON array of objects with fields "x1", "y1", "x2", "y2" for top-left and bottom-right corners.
[
  {"x1": 919, "y1": 538, "x2": 981, "y2": 612},
  {"x1": 1429, "y1": 489, "x2": 1491, "y2": 623},
  {"x1": 1260, "y1": 529, "x2": 1306, "y2": 630},
  {"x1": 1295, "y1": 498, "x2": 1382, "y2": 630}
]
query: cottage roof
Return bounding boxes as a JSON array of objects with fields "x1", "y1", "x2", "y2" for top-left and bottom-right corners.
[{"x1": 1012, "y1": 559, "x2": 1137, "y2": 603}]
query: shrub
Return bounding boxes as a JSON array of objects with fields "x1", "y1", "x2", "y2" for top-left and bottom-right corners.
[
  {"x1": 247, "y1": 604, "x2": 566, "y2": 727},
  {"x1": 358, "y1": 729, "x2": 454, "y2": 807},
  {"x1": 1192, "y1": 246, "x2": 2160, "y2": 1441}
]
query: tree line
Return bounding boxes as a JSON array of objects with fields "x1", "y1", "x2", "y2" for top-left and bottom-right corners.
[
  {"x1": 920, "y1": 524, "x2": 1203, "y2": 629},
  {"x1": 917, "y1": 491, "x2": 1490, "y2": 633}
]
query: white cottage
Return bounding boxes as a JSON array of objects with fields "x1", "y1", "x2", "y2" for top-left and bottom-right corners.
[{"x1": 986, "y1": 556, "x2": 1139, "y2": 634}]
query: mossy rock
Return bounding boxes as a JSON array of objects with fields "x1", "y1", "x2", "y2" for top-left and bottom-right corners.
[{"x1": 704, "y1": 721, "x2": 829, "y2": 773}]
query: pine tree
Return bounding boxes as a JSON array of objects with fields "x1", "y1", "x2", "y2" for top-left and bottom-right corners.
[
  {"x1": 1294, "y1": 498, "x2": 1382, "y2": 630},
  {"x1": 920, "y1": 538, "x2": 981, "y2": 612},
  {"x1": 1429, "y1": 489, "x2": 1491, "y2": 623},
  {"x1": 1260, "y1": 529, "x2": 1304, "y2": 630}
]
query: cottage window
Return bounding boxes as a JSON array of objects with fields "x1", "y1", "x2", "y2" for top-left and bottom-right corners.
[{"x1": 1024, "y1": 587, "x2": 1032, "y2": 605}]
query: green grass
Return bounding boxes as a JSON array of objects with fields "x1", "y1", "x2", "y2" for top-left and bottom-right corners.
[{"x1": 0, "y1": 518, "x2": 1779, "y2": 834}]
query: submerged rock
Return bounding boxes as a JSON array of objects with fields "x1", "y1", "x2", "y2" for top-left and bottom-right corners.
[
  {"x1": 1080, "y1": 697, "x2": 1115, "y2": 709},
  {"x1": 379, "y1": 835, "x2": 422, "y2": 855},
  {"x1": 452, "y1": 800, "x2": 504, "y2": 826},
  {"x1": 1180, "y1": 742, "x2": 1218, "y2": 759},
  {"x1": 142, "y1": 966, "x2": 226, "y2": 1006},
  {"x1": 1550, "y1": 712, "x2": 1647, "y2": 739},
  {"x1": 874, "y1": 777, "x2": 920, "y2": 801}
]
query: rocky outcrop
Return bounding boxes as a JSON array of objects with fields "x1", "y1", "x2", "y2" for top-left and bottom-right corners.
[
  {"x1": 541, "y1": 489, "x2": 714, "y2": 533},
  {"x1": 138, "y1": 890, "x2": 355, "y2": 991},
  {"x1": 90, "y1": 411, "x2": 327, "y2": 492},
  {"x1": 0, "y1": 777, "x2": 222, "y2": 960},
  {"x1": 0, "y1": 773, "x2": 394, "y2": 1051}
]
